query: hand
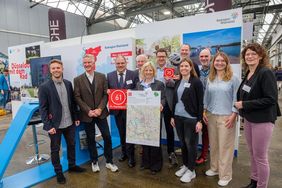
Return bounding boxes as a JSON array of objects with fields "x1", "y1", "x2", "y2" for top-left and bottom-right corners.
[
  {"x1": 88, "y1": 110, "x2": 94, "y2": 117},
  {"x1": 203, "y1": 112, "x2": 208, "y2": 125},
  {"x1": 173, "y1": 75, "x2": 180, "y2": 80},
  {"x1": 93, "y1": 108, "x2": 102, "y2": 117},
  {"x1": 164, "y1": 76, "x2": 172, "y2": 81},
  {"x1": 48, "y1": 128, "x2": 56, "y2": 135},
  {"x1": 75, "y1": 120, "x2": 80, "y2": 126},
  {"x1": 195, "y1": 122, "x2": 202, "y2": 133},
  {"x1": 107, "y1": 89, "x2": 111, "y2": 94},
  {"x1": 225, "y1": 113, "x2": 237, "y2": 129},
  {"x1": 234, "y1": 101, "x2": 243, "y2": 109},
  {"x1": 170, "y1": 118, "x2": 175, "y2": 127},
  {"x1": 1, "y1": 90, "x2": 4, "y2": 95},
  {"x1": 160, "y1": 104, "x2": 163, "y2": 112}
]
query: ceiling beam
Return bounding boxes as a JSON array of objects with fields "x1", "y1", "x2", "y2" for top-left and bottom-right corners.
[{"x1": 243, "y1": 3, "x2": 282, "y2": 14}]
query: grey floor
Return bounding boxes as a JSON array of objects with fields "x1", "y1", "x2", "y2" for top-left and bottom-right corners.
[{"x1": 0, "y1": 94, "x2": 281, "y2": 188}]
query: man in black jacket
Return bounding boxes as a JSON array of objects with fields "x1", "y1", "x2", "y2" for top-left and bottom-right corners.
[{"x1": 39, "y1": 59, "x2": 85, "y2": 184}]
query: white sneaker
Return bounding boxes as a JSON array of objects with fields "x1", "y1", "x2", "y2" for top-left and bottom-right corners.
[
  {"x1": 92, "y1": 162, "x2": 100, "y2": 172},
  {"x1": 218, "y1": 178, "x2": 232, "y2": 186},
  {"x1": 205, "y1": 169, "x2": 219, "y2": 176},
  {"x1": 106, "y1": 163, "x2": 118, "y2": 172},
  {"x1": 180, "y1": 169, "x2": 196, "y2": 183},
  {"x1": 175, "y1": 165, "x2": 188, "y2": 177}
]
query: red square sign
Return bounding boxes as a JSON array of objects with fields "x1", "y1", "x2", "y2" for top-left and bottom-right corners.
[
  {"x1": 108, "y1": 89, "x2": 127, "y2": 110},
  {"x1": 164, "y1": 67, "x2": 175, "y2": 78}
]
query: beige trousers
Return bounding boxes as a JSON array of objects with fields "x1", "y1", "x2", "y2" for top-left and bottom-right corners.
[{"x1": 207, "y1": 112, "x2": 236, "y2": 181}]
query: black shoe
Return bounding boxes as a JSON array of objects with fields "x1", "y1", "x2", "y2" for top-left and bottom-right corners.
[
  {"x1": 118, "y1": 154, "x2": 128, "y2": 162},
  {"x1": 242, "y1": 179, "x2": 257, "y2": 188},
  {"x1": 69, "y1": 165, "x2": 86, "y2": 173},
  {"x1": 128, "y1": 159, "x2": 136, "y2": 168},
  {"x1": 56, "y1": 173, "x2": 66, "y2": 184}
]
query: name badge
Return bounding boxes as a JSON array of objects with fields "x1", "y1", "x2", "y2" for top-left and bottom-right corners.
[
  {"x1": 126, "y1": 80, "x2": 133, "y2": 85},
  {"x1": 144, "y1": 87, "x2": 152, "y2": 92},
  {"x1": 184, "y1": 83, "x2": 191, "y2": 88},
  {"x1": 242, "y1": 84, "x2": 251, "y2": 93}
]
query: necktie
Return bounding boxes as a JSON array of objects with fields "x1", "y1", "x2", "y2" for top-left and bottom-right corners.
[{"x1": 119, "y1": 72, "x2": 124, "y2": 88}]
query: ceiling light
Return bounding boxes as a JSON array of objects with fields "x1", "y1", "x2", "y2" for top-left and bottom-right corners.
[{"x1": 163, "y1": 11, "x2": 171, "y2": 15}]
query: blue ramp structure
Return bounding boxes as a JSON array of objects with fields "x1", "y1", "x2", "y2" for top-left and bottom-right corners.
[{"x1": 0, "y1": 103, "x2": 120, "y2": 188}]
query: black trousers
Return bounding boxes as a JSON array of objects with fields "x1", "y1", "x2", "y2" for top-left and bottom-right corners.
[
  {"x1": 175, "y1": 116, "x2": 198, "y2": 171},
  {"x1": 114, "y1": 110, "x2": 135, "y2": 160},
  {"x1": 84, "y1": 118, "x2": 113, "y2": 163},
  {"x1": 49, "y1": 124, "x2": 76, "y2": 174},
  {"x1": 163, "y1": 104, "x2": 175, "y2": 154}
]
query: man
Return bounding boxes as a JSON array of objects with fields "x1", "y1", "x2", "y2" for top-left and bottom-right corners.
[
  {"x1": 38, "y1": 59, "x2": 85, "y2": 185},
  {"x1": 135, "y1": 54, "x2": 148, "y2": 81},
  {"x1": 74, "y1": 54, "x2": 118, "y2": 173},
  {"x1": 0, "y1": 69, "x2": 10, "y2": 110},
  {"x1": 180, "y1": 44, "x2": 200, "y2": 77},
  {"x1": 155, "y1": 48, "x2": 177, "y2": 166},
  {"x1": 107, "y1": 55, "x2": 139, "y2": 168},
  {"x1": 196, "y1": 48, "x2": 211, "y2": 165}
]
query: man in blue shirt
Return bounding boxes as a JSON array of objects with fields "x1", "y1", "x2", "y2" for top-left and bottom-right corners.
[{"x1": 0, "y1": 69, "x2": 10, "y2": 110}]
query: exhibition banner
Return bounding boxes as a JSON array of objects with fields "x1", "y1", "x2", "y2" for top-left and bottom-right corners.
[{"x1": 48, "y1": 8, "x2": 66, "y2": 41}]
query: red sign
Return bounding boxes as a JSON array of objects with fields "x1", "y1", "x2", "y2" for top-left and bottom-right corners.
[
  {"x1": 108, "y1": 89, "x2": 127, "y2": 110},
  {"x1": 111, "y1": 51, "x2": 132, "y2": 57},
  {"x1": 164, "y1": 68, "x2": 175, "y2": 78}
]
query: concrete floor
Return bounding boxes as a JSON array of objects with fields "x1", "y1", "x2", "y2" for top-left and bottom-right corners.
[{"x1": 0, "y1": 94, "x2": 281, "y2": 188}]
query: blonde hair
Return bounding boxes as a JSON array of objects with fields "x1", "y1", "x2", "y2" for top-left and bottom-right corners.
[
  {"x1": 209, "y1": 52, "x2": 233, "y2": 82},
  {"x1": 140, "y1": 62, "x2": 157, "y2": 78}
]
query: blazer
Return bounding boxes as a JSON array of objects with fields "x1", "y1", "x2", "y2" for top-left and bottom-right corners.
[
  {"x1": 135, "y1": 79, "x2": 166, "y2": 107},
  {"x1": 172, "y1": 76, "x2": 204, "y2": 122},
  {"x1": 237, "y1": 66, "x2": 281, "y2": 123},
  {"x1": 0, "y1": 74, "x2": 9, "y2": 91},
  {"x1": 107, "y1": 69, "x2": 139, "y2": 115},
  {"x1": 74, "y1": 71, "x2": 109, "y2": 122},
  {"x1": 38, "y1": 79, "x2": 78, "y2": 131}
]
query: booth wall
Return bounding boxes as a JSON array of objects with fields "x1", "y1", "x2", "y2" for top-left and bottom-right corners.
[{"x1": 0, "y1": 0, "x2": 86, "y2": 54}]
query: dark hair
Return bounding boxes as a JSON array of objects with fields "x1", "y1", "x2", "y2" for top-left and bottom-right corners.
[
  {"x1": 179, "y1": 58, "x2": 198, "y2": 78},
  {"x1": 3, "y1": 69, "x2": 9, "y2": 73},
  {"x1": 49, "y1": 59, "x2": 63, "y2": 66},
  {"x1": 241, "y1": 43, "x2": 271, "y2": 70},
  {"x1": 156, "y1": 48, "x2": 168, "y2": 57}
]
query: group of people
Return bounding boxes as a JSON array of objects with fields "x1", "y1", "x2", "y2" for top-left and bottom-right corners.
[{"x1": 38, "y1": 43, "x2": 280, "y2": 188}]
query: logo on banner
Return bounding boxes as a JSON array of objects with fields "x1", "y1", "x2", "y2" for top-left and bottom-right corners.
[
  {"x1": 108, "y1": 89, "x2": 127, "y2": 110},
  {"x1": 164, "y1": 68, "x2": 175, "y2": 78},
  {"x1": 216, "y1": 11, "x2": 239, "y2": 24}
]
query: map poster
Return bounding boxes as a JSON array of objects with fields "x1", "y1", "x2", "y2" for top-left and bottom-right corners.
[{"x1": 126, "y1": 90, "x2": 161, "y2": 147}]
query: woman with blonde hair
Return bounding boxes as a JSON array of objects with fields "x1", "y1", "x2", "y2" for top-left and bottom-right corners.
[
  {"x1": 203, "y1": 52, "x2": 239, "y2": 187},
  {"x1": 135, "y1": 62, "x2": 166, "y2": 174}
]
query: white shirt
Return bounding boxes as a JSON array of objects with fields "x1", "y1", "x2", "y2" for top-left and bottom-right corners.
[{"x1": 86, "y1": 72, "x2": 94, "y2": 84}]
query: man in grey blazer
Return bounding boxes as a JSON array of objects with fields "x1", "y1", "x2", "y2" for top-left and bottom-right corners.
[{"x1": 74, "y1": 54, "x2": 118, "y2": 173}]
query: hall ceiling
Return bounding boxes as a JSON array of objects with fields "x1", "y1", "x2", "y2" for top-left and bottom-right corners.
[{"x1": 30, "y1": 0, "x2": 282, "y2": 47}]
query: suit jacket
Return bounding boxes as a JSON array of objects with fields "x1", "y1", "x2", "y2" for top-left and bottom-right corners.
[
  {"x1": 172, "y1": 77, "x2": 204, "y2": 122},
  {"x1": 135, "y1": 79, "x2": 166, "y2": 107},
  {"x1": 0, "y1": 74, "x2": 9, "y2": 91},
  {"x1": 38, "y1": 79, "x2": 78, "y2": 131},
  {"x1": 237, "y1": 66, "x2": 281, "y2": 123},
  {"x1": 107, "y1": 69, "x2": 139, "y2": 115},
  {"x1": 74, "y1": 72, "x2": 109, "y2": 122}
]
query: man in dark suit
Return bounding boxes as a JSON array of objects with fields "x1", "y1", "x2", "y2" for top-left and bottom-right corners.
[
  {"x1": 38, "y1": 59, "x2": 85, "y2": 185},
  {"x1": 107, "y1": 55, "x2": 138, "y2": 167},
  {"x1": 74, "y1": 54, "x2": 118, "y2": 173},
  {"x1": 180, "y1": 44, "x2": 200, "y2": 77}
]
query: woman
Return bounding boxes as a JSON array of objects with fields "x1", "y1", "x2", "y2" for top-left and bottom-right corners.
[
  {"x1": 170, "y1": 58, "x2": 203, "y2": 183},
  {"x1": 203, "y1": 52, "x2": 239, "y2": 187},
  {"x1": 135, "y1": 62, "x2": 166, "y2": 174},
  {"x1": 235, "y1": 43, "x2": 281, "y2": 188}
]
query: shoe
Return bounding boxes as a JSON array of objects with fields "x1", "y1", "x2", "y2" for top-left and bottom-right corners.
[
  {"x1": 218, "y1": 179, "x2": 232, "y2": 186},
  {"x1": 106, "y1": 163, "x2": 118, "y2": 172},
  {"x1": 205, "y1": 169, "x2": 219, "y2": 176},
  {"x1": 180, "y1": 169, "x2": 196, "y2": 183},
  {"x1": 241, "y1": 179, "x2": 257, "y2": 188},
  {"x1": 175, "y1": 165, "x2": 188, "y2": 177},
  {"x1": 151, "y1": 170, "x2": 157, "y2": 175},
  {"x1": 128, "y1": 159, "x2": 136, "y2": 168},
  {"x1": 56, "y1": 172, "x2": 66, "y2": 184},
  {"x1": 195, "y1": 157, "x2": 207, "y2": 165},
  {"x1": 168, "y1": 152, "x2": 178, "y2": 166},
  {"x1": 118, "y1": 154, "x2": 128, "y2": 162},
  {"x1": 92, "y1": 162, "x2": 100, "y2": 172},
  {"x1": 69, "y1": 165, "x2": 86, "y2": 173}
]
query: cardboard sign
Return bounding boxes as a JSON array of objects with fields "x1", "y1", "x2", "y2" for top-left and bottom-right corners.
[
  {"x1": 164, "y1": 67, "x2": 175, "y2": 78},
  {"x1": 108, "y1": 89, "x2": 127, "y2": 110}
]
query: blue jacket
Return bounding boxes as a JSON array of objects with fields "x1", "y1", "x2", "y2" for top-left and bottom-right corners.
[{"x1": 0, "y1": 74, "x2": 9, "y2": 91}]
